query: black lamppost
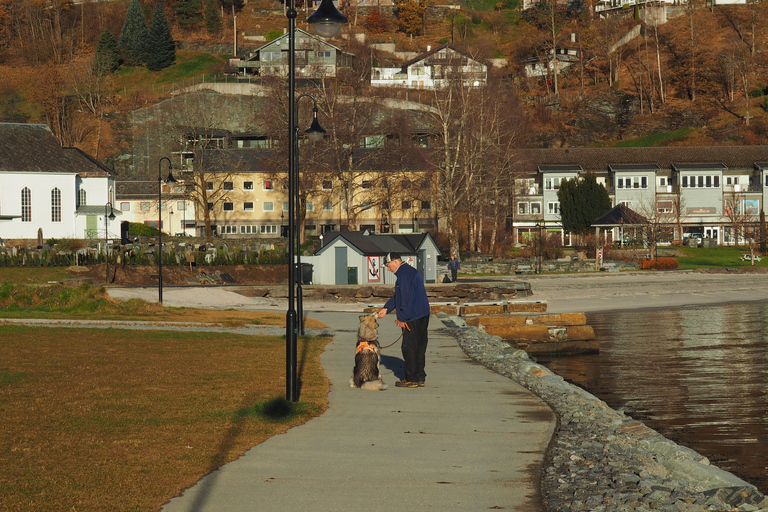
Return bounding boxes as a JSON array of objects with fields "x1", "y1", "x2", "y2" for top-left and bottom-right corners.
[
  {"x1": 286, "y1": 0, "x2": 346, "y2": 402},
  {"x1": 104, "y1": 202, "x2": 116, "y2": 284},
  {"x1": 295, "y1": 94, "x2": 326, "y2": 337},
  {"x1": 535, "y1": 222, "x2": 543, "y2": 274},
  {"x1": 158, "y1": 157, "x2": 177, "y2": 304}
]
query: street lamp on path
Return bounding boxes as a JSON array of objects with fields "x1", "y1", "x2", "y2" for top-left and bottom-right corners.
[
  {"x1": 104, "y1": 202, "x2": 116, "y2": 284},
  {"x1": 295, "y1": 94, "x2": 326, "y2": 337},
  {"x1": 285, "y1": 0, "x2": 346, "y2": 402},
  {"x1": 158, "y1": 157, "x2": 177, "y2": 304}
]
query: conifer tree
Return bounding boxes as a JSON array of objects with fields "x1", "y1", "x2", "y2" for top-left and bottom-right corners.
[
  {"x1": 175, "y1": 0, "x2": 204, "y2": 29},
  {"x1": 146, "y1": 3, "x2": 176, "y2": 71},
  {"x1": 94, "y1": 29, "x2": 122, "y2": 73},
  {"x1": 204, "y1": 0, "x2": 222, "y2": 34},
  {"x1": 557, "y1": 173, "x2": 611, "y2": 234},
  {"x1": 119, "y1": 0, "x2": 149, "y2": 66}
]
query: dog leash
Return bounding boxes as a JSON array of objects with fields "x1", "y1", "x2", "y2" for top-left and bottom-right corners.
[{"x1": 380, "y1": 322, "x2": 410, "y2": 350}]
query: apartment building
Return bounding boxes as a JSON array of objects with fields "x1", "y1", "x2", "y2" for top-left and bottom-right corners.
[{"x1": 511, "y1": 146, "x2": 768, "y2": 246}]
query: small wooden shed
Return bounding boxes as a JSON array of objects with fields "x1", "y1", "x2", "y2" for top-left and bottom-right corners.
[{"x1": 303, "y1": 231, "x2": 440, "y2": 285}]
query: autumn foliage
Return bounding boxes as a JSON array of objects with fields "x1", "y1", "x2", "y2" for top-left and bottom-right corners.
[
  {"x1": 641, "y1": 258, "x2": 679, "y2": 270},
  {"x1": 366, "y1": 8, "x2": 388, "y2": 34}
]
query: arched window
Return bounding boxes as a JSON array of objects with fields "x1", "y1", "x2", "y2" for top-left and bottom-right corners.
[
  {"x1": 21, "y1": 187, "x2": 31, "y2": 222},
  {"x1": 51, "y1": 187, "x2": 61, "y2": 222},
  {"x1": 79, "y1": 189, "x2": 87, "y2": 206}
]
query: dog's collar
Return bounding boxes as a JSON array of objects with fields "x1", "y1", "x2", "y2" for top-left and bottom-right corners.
[{"x1": 356, "y1": 341, "x2": 377, "y2": 354}]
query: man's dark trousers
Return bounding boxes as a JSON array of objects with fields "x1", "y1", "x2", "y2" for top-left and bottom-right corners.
[{"x1": 402, "y1": 315, "x2": 430, "y2": 383}]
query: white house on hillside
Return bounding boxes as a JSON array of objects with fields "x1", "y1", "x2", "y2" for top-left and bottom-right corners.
[
  {"x1": 0, "y1": 123, "x2": 117, "y2": 243},
  {"x1": 371, "y1": 44, "x2": 487, "y2": 90}
]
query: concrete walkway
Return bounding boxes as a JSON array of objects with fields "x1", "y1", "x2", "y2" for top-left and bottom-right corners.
[{"x1": 160, "y1": 309, "x2": 556, "y2": 512}]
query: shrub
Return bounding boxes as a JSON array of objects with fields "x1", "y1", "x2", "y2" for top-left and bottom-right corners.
[{"x1": 641, "y1": 257, "x2": 679, "y2": 270}]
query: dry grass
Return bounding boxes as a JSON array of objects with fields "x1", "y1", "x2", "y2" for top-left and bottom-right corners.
[
  {"x1": 0, "y1": 283, "x2": 326, "y2": 329},
  {"x1": 0, "y1": 325, "x2": 331, "y2": 512}
]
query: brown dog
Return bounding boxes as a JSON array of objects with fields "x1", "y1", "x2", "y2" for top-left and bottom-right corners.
[{"x1": 350, "y1": 314, "x2": 386, "y2": 390}]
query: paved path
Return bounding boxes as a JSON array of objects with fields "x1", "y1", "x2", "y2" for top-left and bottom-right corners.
[{"x1": 159, "y1": 310, "x2": 555, "y2": 512}]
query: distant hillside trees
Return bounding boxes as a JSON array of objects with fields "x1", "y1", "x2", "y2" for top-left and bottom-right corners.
[
  {"x1": 366, "y1": 9, "x2": 388, "y2": 34},
  {"x1": 94, "y1": 30, "x2": 122, "y2": 73},
  {"x1": 394, "y1": 0, "x2": 426, "y2": 35},
  {"x1": 175, "y1": 0, "x2": 204, "y2": 29},
  {"x1": 119, "y1": 0, "x2": 149, "y2": 66},
  {"x1": 146, "y1": 3, "x2": 176, "y2": 71},
  {"x1": 204, "y1": 0, "x2": 222, "y2": 34}
]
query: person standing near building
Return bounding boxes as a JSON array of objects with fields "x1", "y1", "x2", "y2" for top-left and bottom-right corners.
[
  {"x1": 377, "y1": 253, "x2": 431, "y2": 388},
  {"x1": 448, "y1": 255, "x2": 460, "y2": 282}
]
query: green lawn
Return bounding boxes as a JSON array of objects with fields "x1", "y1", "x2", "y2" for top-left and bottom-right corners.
[
  {"x1": 674, "y1": 246, "x2": 766, "y2": 269},
  {"x1": 114, "y1": 50, "x2": 227, "y2": 95},
  {"x1": 605, "y1": 128, "x2": 696, "y2": 148}
]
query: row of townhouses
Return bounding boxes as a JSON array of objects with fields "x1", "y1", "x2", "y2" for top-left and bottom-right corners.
[{"x1": 3, "y1": 122, "x2": 768, "y2": 248}]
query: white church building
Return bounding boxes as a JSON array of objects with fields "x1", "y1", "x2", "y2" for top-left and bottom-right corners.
[{"x1": 0, "y1": 123, "x2": 117, "y2": 243}]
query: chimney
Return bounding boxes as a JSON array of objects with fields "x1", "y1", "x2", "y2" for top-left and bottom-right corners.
[
  {"x1": 427, "y1": 45, "x2": 431, "y2": 52},
  {"x1": 571, "y1": 32, "x2": 576, "y2": 43}
]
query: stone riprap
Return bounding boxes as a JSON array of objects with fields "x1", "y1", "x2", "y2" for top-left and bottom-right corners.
[
  {"x1": 239, "y1": 282, "x2": 534, "y2": 304},
  {"x1": 438, "y1": 313, "x2": 768, "y2": 512}
]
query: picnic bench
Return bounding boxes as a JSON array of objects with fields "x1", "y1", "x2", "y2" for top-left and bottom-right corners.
[{"x1": 740, "y1": 254, "x2": 762, "y2": 262}]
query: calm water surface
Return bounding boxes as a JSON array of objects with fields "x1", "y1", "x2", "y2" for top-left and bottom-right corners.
[{"x1": 538, "y1": 302, "x2": 768, "y2": 493}]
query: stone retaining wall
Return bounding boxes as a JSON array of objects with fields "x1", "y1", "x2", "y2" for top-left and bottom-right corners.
[{"x1": 456, "y1": 259, "x2": 641, "y2": 275}]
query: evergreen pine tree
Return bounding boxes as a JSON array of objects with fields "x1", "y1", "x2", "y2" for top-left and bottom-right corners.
[
  {"x1": 557, "y1": 173, "x2": 611, "y2": 235},
  {"x1": 204, "y1": 0, "x2": 222, "y2": 34},
  {"x1": 94, "y1": 29, "x2": 122, "y2": 73},
  {"x1": 146, "y1": 3, "x2": 176, "y2": 71},
  {"x1": 175, "y1": 0, "x2": 204, "y2": 29},
  {"x1": 119, "y1": 0, "x2": 149, "y2": 66}
]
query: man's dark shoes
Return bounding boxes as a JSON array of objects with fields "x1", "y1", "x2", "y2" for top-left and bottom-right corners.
[{"x1": 395, "y1": 380, "x2": 419, "y2": 388}]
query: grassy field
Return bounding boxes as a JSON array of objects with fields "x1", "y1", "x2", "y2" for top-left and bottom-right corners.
[
  {"x1": 0, "y1": 282, "x2": 330, "y2": 328},
  {"x1": 114, "y1": 50, "x2": 227, "y2": 96},
  {"x1": 608, "y1": 127, "x2": 696, "y2": 147},
  {"x1": 0, "y1": 267, "x2": 73, "y2": 285},
  {"x1": 674, "y1": 245, "x2": 767, "y2": 269},
  {"x1": 0, "y1": 325, "x2": 330, "y2": 512}
]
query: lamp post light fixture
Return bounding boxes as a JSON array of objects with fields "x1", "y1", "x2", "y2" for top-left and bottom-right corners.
[
  {"x1": 104, "y1": 202, "x2": 116, "y2": 284},
  {"x1": 285, "y1": 0, "x2": 345, "y2": 402},
  {"x1": 157, "y1": 157, "x2": 177, "y2": 304}
]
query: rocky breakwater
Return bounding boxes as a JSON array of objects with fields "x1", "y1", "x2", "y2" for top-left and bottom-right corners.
[{"x1": 438, "y1": 313, "x2": 768, "y2": 512}]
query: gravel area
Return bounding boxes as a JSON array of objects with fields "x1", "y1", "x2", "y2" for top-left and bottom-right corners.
[{"x1": 439, "y1": 313, "x2": 768, "y2": 512}]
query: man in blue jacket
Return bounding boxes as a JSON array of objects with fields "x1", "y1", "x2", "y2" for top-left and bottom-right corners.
[{"x1": 377, "y1": 252, "x2": 431, "y2": 388}]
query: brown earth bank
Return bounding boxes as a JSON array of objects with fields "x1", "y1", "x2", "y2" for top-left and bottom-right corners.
[{"x1": 65, "y1": 263, "x2": 288, "y2": 287}]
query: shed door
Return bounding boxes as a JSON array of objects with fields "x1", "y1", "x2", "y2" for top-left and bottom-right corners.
[
  {"x1": 417, "y1": 250, "x2": 426, "y2": 281},
  {"x1": 334, "y1": 247, "x2": 348, "y2": 285}
]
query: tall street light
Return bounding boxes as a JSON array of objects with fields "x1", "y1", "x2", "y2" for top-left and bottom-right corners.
[
  {"x1": 295, "y1": 94, "x2": 326, "y2": 337},
  {"x1": 158, "y1": 157, "x2": 177, "y2": 304},
  {"x1": 104, "y1": 202, "x2": 116, "y2": 284},
  {"x1": 286, "y1": 0, "x2": 346, "y2": 402}
]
